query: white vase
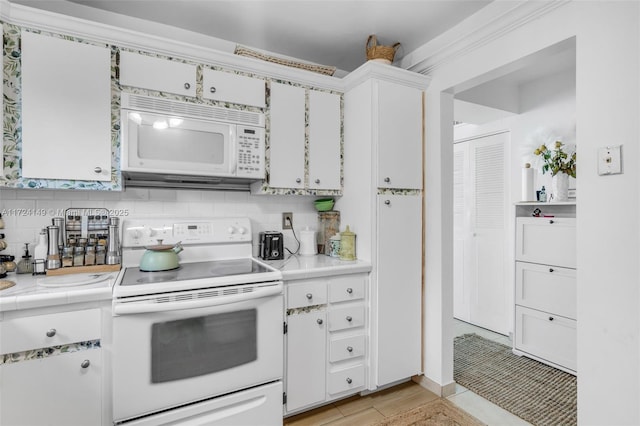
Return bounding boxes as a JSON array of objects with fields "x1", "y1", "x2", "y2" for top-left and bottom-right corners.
[{"x1": 552, "y1": 172, "x2": 570, "y2": 202}]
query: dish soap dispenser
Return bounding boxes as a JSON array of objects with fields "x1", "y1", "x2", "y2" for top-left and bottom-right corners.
[{"x1": 17, "y1": 243, "x2": 34, "y2": 274}]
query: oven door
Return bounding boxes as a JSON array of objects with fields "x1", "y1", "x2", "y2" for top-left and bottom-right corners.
[{"x1": 112, "y1": 286, "x2": 283, "y2": 423}]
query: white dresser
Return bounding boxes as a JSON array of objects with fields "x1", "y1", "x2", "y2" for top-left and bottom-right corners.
[{"x1": 513, "y1": 202, "x2": 577, "y2": 374}]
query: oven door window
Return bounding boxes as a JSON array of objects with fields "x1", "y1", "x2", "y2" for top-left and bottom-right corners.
[{"x1": 151, "y1": 309, "x2": 257, "y2": 383}]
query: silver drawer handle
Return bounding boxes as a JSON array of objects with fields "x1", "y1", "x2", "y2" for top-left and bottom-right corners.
[
  {"x1": 384, "y1": 200, "x2": 391, "y2": 205},
  {"x1": 549, "y1": 219, "x2": 555, "y2": 224},
  {"x1": 184, "y1": 82, "x2": 191, "y2": 90},
  {"x1": 549, "y1": 268, "x2": 554, "y2": 272},
  {"x1": 346, "y1": 377, "x2": 353, "y2": 384},
  {"x1": 315, "y1": 179, "x2": 320, "y2": 184},
  {"x1": 81, "y1": 360, "x2": 90, "y2": 369},
  {"x1": 346, "y1": 316, "x2": 353, "y2": 322},
  {"x1": 210, "y1": 86, "x2": 217, "y2": 93},
  {"x1": 46, "y1": 329, "x2": 56, "y2": 337},
  {"x1": 384, "y1": 177, "x2": 390, "y2": 183},
  {"x1": 317, "y1": 318, "x2": 323, "y2": 325},
  {"x1": 306, "y1": 293, "x2": 313, "y2": 300},
  {"x1": 549, "y1": 316, "x2": 554, "y2": 321},
  {"x1": 94, "y1": 167, "x2": 102, "y2": 174},
  {"x1": 347, "y1": 346, "x2": 353, "y2": 353},
  {"x1": 346, "y1": 288, "x2": 353, "y2": 294},
  {"x1": 296, "y1": 178, "x2": 302, "y2": 183}
]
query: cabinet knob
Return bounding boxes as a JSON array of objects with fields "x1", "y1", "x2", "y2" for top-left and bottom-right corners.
[
  {"x1": 346, "y1": 287, "x2": 353, "y2": 294},
  {"x1": 81, "y1": 360, "x2": 91, "y2": 369},
  {"x1": 384, "y1": 200, "x2": 391, "y2": 205},
  {"x1": 346, "y1": 316, "x2": 353, "y2": 322},
  {"x1": 93, "y1": 167, "x2": 102, "y2": 174},
  {"x1": 184, "y1": 82, "x2": 191, "y2": 90},
  {"x1": 549, "y1": 268, "x2": 554, "y2": 273},
  {"x1": 296, "y1": 178, "x2": 302, "y2": 184},
  {"x1": 548, "y1": 316, "x2": 554, "y2": 321},
  {"x1": 46, "y1": 329, "x2": 56, "y2": 337},
  {"x1": 306, "y1": 293, "x2": 313, "y2": 300},
  {"x1": 347, "y1": 346, "x2": 353, "y2": 353},
  {"x1": 346, "y1": 377, "x2": 353, "y2": 384},
  {"x1": 317, "y1": 318, "x2": 323, "y2": 325},
  {"x1": 384, "y1": 177, "x2": 390, "y2": 183},
  {"x1": 210, "y1": 86, "x2": 217, "y2": 93},
  {"x1": 549, "y1": 219, "x2": 555, "y2": 224},
  {"x1": 315, "y1": 179, "x2": 320, "y2": 184}
]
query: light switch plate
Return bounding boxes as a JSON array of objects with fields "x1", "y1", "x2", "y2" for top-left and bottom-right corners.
[{"x1": 598, "y1": 145, "x2": 622, "y2": 175}]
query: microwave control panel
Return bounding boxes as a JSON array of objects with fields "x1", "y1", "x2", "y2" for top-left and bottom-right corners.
[{"x1": 236, "y1": 125, "x2": 265, "y2": 179}]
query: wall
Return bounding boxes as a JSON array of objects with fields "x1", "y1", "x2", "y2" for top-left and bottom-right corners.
[
  {"x1": 422, "y1": 2, "x2": 640, "y2": 424},
  {"x1": 0, "y1": 187, "x2": 323, "y2": 258}
]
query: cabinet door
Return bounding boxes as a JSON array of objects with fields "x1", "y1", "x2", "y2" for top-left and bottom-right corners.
[
  {"x1": 269, "y1": 83, "x2": 305, "y2": 189},
  {"x1": 308, "y1": 90, "x2": 341, "y2": 190},
  {"x1": 21, "y1": 31, "x2": 111, "y2": 181},
  {"x1": 375, "y1": 194, "x2": 422, "y2": 386},
  {"x1": 377, "y1": 81, "x2": 423, "y2": 190},
  {"x1": 515, "y1": 261, "x2": 576, "y2": 319},
  {"x1": 286, "y1": 311, "x2": 326, "y2": 412},
  {"x1": 202, "y1": 69, "x2": 266, "y2": 108},
  {"x1": 119, "y1": 51, "x2": 196, "y2": 97},
  {"x1": 516, "y1": 217, "x2": 576, "y2": 268},
  {"x1": 0, "y1": 349, "x2": 102, "y2": 425}
]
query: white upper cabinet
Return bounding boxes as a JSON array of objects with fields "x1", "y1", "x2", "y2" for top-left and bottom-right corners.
[
  {"x1": 119, "y1": 51, "x2": 196, "y2": 97},
  {"x1": 20, "y1": 31, "x2": 112, "y2": 182},
  {"x1": 308, "y1": 90, "x2": 341, "y2": 190},
  {"x1": 268, "y1": 82, "x2": 342, "y2": 192},
  {"x1": 202, "y1": 69, "x2": 266, "y2": 108},
  {"x1": 269, "y1": 82, "x2": 306, "y2": 189},
  {"x1": 377, "y1": 80, "x2": 423, "y2": 190}
]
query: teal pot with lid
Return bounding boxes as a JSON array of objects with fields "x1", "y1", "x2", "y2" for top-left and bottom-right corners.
[{"x1": 139, "y1": 240, "x2": 183, "y2": 272}]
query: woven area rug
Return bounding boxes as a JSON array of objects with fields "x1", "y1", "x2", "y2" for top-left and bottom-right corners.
[
  {"x1": 374, "y1": 398, "x2": 485, "y2": 426},
  {"x1": 454, "y1": 333, "x2": 576, "y2": 426}
]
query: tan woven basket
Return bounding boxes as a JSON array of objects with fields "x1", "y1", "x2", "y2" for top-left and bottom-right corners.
[
  {"x1": 366, "y1": 35, "x2": 400, "y2": 62},
  {"x1": 235, "y1": 45, "x2": 336, "y2": 76}
]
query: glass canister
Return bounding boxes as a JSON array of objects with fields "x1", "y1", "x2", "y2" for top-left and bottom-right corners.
[
  {"x1": 317, "y1": 211, "x2": 340, "y2": 255},
  {"x1": 339, "y1": 226, "x2": 356, "y2": 261},
  {"x1": 329, "y1": 233, "x2": 341, "y2": 257}
]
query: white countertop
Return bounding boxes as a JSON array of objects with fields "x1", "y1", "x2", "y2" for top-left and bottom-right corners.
[
  {"x1": 264, "y1": 254, "x2": 372, "y2": 280},
  {"x1": 0, "y1": 271, "x2": 118, "y2": 313}
]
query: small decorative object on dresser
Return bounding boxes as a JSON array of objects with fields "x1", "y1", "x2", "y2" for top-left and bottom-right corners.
[{"x1": 533, "y1": 141, "x2": 576, "y2": 202}]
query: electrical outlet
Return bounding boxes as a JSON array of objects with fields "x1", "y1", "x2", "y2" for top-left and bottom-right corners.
[{"x1": 282, "y1": 212, "x2": 293, "y2": 229}]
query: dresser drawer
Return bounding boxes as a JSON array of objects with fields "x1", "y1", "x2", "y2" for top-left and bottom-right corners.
[
  {"x1": 516, "y1": 217, "x2": 576, "y2": 268},
  {"x1": 329, "y1": 334, "x2": 365, "y2": 363},
  {"x1": 287, "y1": 280, "x2": 327, "y2": 308},
  {"x1": 515, "y1": 305, "x2": 576, "y2": 371},
  {"x1": 328, "y1": 305, "x2": 365, "y2": 332},
  {"x1": 0, "y1": 309, "x2": 101, "y2": 354},
  {"x1": 516, "y1": 262, "x2": 576, "y2": 319},
  {"x1": 328, "y1": 275, "x2": 366, "y2": 303},
  {"x1": 328, "y1": 364, "x2": 365, "y2": 395}
]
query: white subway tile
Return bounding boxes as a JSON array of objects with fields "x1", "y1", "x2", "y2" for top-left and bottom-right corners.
[
  {"x1": 0, "y1": 188, "x2": 17, "y2": 200},
  {"x1": 149, "y1": 189, "x2": 177, "y2": 201},
  {"x1": 121, "y1": 188, "x2": 149, "y2": 200}
]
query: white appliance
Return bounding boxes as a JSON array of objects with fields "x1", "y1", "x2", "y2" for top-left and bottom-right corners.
[
  {"x1": 121, "y1": 93, "x2": 265, "y2": 190},
  {"x1": 112, "y1": 217, "x2": 283, "y2": 425}
]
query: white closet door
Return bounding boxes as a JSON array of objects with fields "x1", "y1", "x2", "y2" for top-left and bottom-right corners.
[{"x1": 453, "y1": 132, "x2": 509, "y2": 335}]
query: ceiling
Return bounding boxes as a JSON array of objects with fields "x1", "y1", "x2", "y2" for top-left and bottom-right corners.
[{"x1": 10, "y1": 0, "x2": 493, "y2": 74}]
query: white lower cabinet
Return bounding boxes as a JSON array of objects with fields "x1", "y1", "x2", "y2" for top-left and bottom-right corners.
[
  {"x1": 284, "y1": 273, "x2": 368, "y2": 415},
  {"x1": 513, "y1": 204, "x2": 577, "y2": 374},
  {"x1": 0, "y1": 309, "x2": 103, "y2": 425}
]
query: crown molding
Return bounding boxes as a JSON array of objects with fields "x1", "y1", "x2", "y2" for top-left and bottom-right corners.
[
  {"x1": 400, "y1": 0, "x2": 572, "y2": 76},
  {"x1": 342, "y1": 61, "x2": 431, "y2": 92}
]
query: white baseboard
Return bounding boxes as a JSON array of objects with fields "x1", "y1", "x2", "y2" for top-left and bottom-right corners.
[{"x1": 412, "y1": 375, "x2": 456, "y2": 397}]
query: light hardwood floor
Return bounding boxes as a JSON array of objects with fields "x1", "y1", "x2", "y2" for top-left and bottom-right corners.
[{"x1": 284, "y1": 381, "x2": 439, "y2": 425}]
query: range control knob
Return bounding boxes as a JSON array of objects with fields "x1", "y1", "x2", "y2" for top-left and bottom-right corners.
[
  {"x1": 236, "y1": 227, "x2": 247, "y2": 235},
  {"x1": 228, "y1": 226, "x2": 236, "y2": 234}
]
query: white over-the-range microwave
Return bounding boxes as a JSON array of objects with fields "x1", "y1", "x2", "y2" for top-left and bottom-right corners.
[{"x1": 120, "y1": 93, "x2": 265, "y2": 190}]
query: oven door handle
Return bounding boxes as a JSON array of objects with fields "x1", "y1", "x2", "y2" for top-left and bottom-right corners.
[{"x1": 113, "y1": 282, "x2": 283, "y2": 315}]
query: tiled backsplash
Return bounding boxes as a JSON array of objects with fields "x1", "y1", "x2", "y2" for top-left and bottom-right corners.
[{"x1": 0, "y1": 188, "x2": 324, "y2": 258}]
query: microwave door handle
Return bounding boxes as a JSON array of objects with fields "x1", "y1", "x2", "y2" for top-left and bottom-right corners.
[
  {"x1": 113, "y1": 282, "x2": 283, "y2": 315},
  {"x1": 229, "y1": 126, "x2": 237, "y2": 174}
]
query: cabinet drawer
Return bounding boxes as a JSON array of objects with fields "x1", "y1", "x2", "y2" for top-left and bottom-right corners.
[
  {"x1": 329, "y1": 334, "x2": 365, "y2": 363},
  {"x1": 515, "y1": 306, "x2": 576, "y2": 371},
  {"x1": 328, "y1": 364, "x2": 365, "y2": 395},
  {"x1": 0, "y1": 309, "x2": 101, "y2": 354},
  {"x1": 516, "y1": 262, "x2": 576, "y2": 319},
  {"x1": 328, "y1": 305, "x2": 365, "y2": 332},
  {"x1": 328, "y1": 275, "x2": 366, "y2": 303},
  {"x1": 516, "y1": 217, "x2": 576, "y2": 268},
  {"x1": 287, "y1": 280, "x2": 327, "y2": 308},
  {"x1": 202, "y1": 69, "x2": 266, "y2": 108}
]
